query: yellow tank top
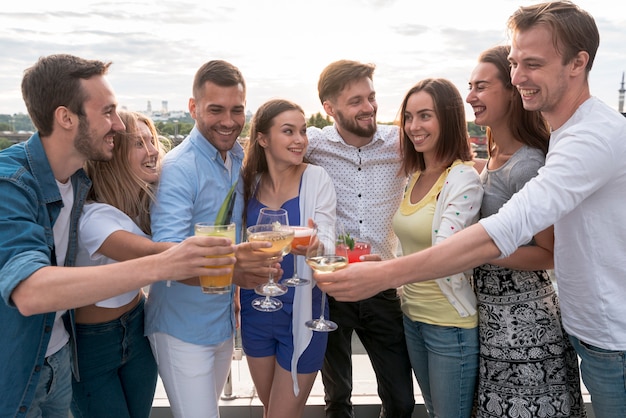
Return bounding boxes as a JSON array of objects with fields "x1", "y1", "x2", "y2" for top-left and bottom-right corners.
[{"x1": 392, "y1": 171, "x2": 477, "y2": 328}]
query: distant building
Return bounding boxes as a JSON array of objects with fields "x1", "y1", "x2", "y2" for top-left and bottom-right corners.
[{"x1": 619, "y1": 72, "x2": 625, "y2": 114}]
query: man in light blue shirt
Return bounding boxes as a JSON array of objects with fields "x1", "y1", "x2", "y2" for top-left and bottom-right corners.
[{"x1": 146, "y1": 60, "x2": 274, "y2": 418}]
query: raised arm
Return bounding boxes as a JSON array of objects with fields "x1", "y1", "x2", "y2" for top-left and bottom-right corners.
[
  {"x1": 317, "y1": 222, "x2": 500, "y2": 301},
  {"x1": 12, "y1": 235, "x2": 235, "y2": 316}
]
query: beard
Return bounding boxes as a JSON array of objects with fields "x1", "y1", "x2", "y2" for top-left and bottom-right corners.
[
  {"x1": 334, "y1": 109, "x2": 377, "y2": 138},
  {"x1": 74, "y1": 115, "x2": 113, "y2": 162}
]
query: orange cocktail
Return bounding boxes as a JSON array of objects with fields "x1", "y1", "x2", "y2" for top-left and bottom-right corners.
[
  {"x1": 194, "y1": 222, "x2": 236, "y2": 294},
  {"x1": 291, "y1": 226, "x2": 314, "y2": 250}
]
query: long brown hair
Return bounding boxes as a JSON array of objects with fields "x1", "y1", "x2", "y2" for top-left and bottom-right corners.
[
  {"x1": 84, "y1": 111, "x2": 165, "y2": 234},
  {"x1": 398, "y1": 78, "x2": 472, "y2": 176},
  {"x1": 478, "y1": 45, "x2": 550, "y2": 155},
  {"x1": 241, "y1": 99, "x2": 305, "y2": 223}
]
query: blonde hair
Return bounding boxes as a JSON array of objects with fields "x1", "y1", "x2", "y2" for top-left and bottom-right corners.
[{"x1": 84, "y1": 111, "x2": 165, "y2": 234}]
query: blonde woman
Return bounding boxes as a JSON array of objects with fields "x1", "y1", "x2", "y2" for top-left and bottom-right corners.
[{"x1": 71, "y1": 111, "x2": 169, "y2": 418}]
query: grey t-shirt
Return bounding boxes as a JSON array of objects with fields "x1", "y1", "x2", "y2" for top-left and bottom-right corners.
[{"x1": 480, "y1": 145, "x2": 545, "y2": 220}]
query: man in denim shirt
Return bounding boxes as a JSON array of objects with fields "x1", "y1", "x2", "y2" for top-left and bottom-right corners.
[{"x1": 0, "y1": 55, "x2": 239, "y2": 417}]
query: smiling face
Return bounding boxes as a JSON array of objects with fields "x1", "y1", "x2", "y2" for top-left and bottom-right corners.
[
  {"x1": 73, "y1": 75, "x2": 124, "y2": 162},
  {"x1": 509, "y1": 25, "x2": 569, "y2": 117},
  {"x1": 403, "y1": 90, "x2": 440, "y2": 162},
  {"x1": 258, "y1": 109, "x2": 307, "y2": 168},
  {"x1": 324, "y1": 77, "x2": 377, "y2": 143},
  {"x1": 466, "y1": 61, "x2": 512, "y2": 128},
  {"x1": 189, "y1": 81, "x2": 246, "y2": 160},
  {"x1": 128, "y1": 121, "x2": 159, "y2": 184}
]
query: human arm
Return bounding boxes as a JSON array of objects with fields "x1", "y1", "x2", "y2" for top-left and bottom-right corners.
[
  {"x1": 316, "y1": 222, "x2": 500, "y2": 301},
  {"x1": 80, "y1": 203, "x2": 173, "y2": 262},
  {"x1": 11, "y1": 235, "x2": 236, "y2": 316},
  {"x1": 488, "y1": 225, "x2": 554, "y2": 270},
  {"x1": 98, "y1": 230, "x2": 174, "y2": 261},
  {"x1": 232, "y1": 241, "x2": 281, "y2": 289}
]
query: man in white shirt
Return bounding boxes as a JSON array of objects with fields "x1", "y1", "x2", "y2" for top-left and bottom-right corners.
[
  {"x1": 306, "y1": 60, "x2": 415, "y2": 418},
  {"x1": 316, "y1": 3, "x2": 626, "y2": 417}
]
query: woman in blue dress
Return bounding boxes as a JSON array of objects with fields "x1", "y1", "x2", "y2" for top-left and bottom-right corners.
[{"x1": 241, "y1": 99, "x2": 336, "y2": 418}]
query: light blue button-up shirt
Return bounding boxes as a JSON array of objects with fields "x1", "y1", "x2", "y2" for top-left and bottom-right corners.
[{"x1": 145, "y1": 126, "x2": 244, "y2": 346}]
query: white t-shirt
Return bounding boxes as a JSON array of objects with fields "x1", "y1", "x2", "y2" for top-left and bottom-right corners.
[
  {"x1": 76, "y1": 202, "x2": 148, "y2": 308},
  {"x1": 481, "y1": 97, "x2": 626, "y2": 350},
  {"x1": 45, "y1": 179, "x2": 73, "y2": 357}
]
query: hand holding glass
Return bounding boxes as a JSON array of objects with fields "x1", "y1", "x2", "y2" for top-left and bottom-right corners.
[
  {"x1": 305, "y1": 223, "x2": 348, "y2": 331},
  {"x1": 247, "y1": 208, "x2": 294, "y2": 312},
  {"x1": 281, "y1": 226, "x2": 314, "y2": 287}
]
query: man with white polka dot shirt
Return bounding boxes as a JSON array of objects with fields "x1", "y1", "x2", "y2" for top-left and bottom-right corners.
[{"x1": 306, "y1": 60, "x2": 415, "y2": 418}]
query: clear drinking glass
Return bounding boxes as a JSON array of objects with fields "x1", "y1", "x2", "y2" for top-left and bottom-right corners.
[
  {"x1": 247, "y1": 208, "x2": 294, "y2": 312},
  {"x1": 304, "y1": 222, "x2": 348, "y2": 332},
  {"x1": 281, "y1": 226, "x2": 314, "y2": 287}
]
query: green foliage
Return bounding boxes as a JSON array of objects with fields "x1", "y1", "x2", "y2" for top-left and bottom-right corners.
[
  {"x1": 0, "y1": 113, "x2": 35, "y2": 132},
  {"x1": 0, "y1": 137, "x2": 12, "y2": 150},
  {"x1": 467, "y1": 121, "x2": 485, "y2": 137},
  {"x1": 307, "y1": 112, "x2": 333, "y2": 129},
  {"x1": 215, "y1": 182, "x2": 237, "y2": 225},
  {"x1": 338, "y1": 232, "x2": 355, "y2": 250}
]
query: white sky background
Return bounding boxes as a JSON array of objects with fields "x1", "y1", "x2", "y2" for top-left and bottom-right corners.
[{"x1": 0, "y1": 0, "x2": 625, "y2": 123}]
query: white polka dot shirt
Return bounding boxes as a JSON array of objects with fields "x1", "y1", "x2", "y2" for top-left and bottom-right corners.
[{"x1": 306, "y1": 124, "x2": 407, "y2": 260}]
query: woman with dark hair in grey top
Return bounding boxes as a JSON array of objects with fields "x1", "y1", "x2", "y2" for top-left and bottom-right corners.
[{"x1": 466, "y1": 45, "x2": 586, "y2": 417}]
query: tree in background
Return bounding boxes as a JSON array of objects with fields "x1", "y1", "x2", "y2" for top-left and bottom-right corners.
[
  {"x1": 307, "y1": 112, "x2": 333, "y2": 128},
  {"x1": 0, "y1": 137, "x2": 12, "y2": 150}
]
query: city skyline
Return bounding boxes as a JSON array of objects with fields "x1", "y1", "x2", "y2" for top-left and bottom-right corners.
[{"x1": 1, "y1": 0, "x2": 625, "y2": 122}]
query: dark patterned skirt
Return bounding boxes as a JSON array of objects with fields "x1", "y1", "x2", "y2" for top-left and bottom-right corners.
[{"x1": 473, "y1": 265, "x2": 586, "y2": 417}]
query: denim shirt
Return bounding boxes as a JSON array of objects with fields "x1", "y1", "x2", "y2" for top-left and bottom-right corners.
[
  {"x1": 0, "y1": 133, "x2": 91, "y2": 417},
  {"x1": 145, "y1": 126, "x2": 244, "y2": 346}
]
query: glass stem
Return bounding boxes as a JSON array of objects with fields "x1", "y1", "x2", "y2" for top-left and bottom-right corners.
[
  {"x1": 319, "y1": 291, "x2": 327, "y2": 321},
  {"x1": 268, "y1": 262, "x2": 274, "y2": 284},
  {"x1": 293, "y1": 255, "x2": 298, "y2": 279}
]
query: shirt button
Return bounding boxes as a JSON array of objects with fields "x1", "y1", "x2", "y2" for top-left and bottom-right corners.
[
  {"x1": 358, "y1": 194, "x2": 362, "y2": 198},
  {"x1": 44, "y1": 326, "x2": 52, "y2": 333},
  {"x1": 359, "y1": 220, "x2": 363, "y2": 224},
  {"x1": 19, "y1": 406, "x2": 27, "y2": 413},
  {"x1": 357, "y1": 167, "x2": 361, "y2": 171},
  {"x1": 34, "y1": 365, "x2": 41, "y2": 372}
]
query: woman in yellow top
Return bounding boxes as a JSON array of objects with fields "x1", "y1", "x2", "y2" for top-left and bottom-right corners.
[{"x1": 392, "y1": 78, "x2": 483, "y2": 418}]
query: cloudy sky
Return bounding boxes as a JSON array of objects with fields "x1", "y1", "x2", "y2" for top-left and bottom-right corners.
[{"x1": 1, "y1": 0, "x2": 625, "y2": 123}]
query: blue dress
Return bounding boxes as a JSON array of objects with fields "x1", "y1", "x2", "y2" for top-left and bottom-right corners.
[{"x1": 241, "y1": 195, "x2": 327, "y2": 374}]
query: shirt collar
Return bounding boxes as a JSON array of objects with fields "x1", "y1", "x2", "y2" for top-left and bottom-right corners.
[
  {"x1": 328, "y1": 123, "x2": 385, "y2": 147},
  {"x1": 188, "y1": 125, "x2": 244, "y2": 162},
  {"x1": 25, "y1": 132, "x2": 62, "y2": 203}
]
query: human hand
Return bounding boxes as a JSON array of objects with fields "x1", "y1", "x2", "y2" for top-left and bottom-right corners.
[
  {"x1": 359, "y1": 253, "x2": 382, "y2": 262},
  {"x1": 315, "y1": 259, "x2": 389, "y2": 301},
  {"x1": 158, "y1": 235, "x2": 236, "y2": 281},
  {"x1": 232, "y1": 241, "x2": 283, "y2": 289}
]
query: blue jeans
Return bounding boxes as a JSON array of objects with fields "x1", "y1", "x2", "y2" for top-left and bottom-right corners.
[
  {"x1": 26, "y1": 342, "x2": 72, "y2": 418},
  {"x1": 403, "y1": 315, "x2": 478, "y2": 418},
  {"x1": 569, "y1": 335, "x2": 626, "y2": 418},
  {"x1": 71, "y1": 297, "x2": 157, "y2": 418}
]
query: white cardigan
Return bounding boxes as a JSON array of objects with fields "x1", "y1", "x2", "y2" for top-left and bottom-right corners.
[
  {"x1": 431, "y1": 161, "x2": 483, "y2": 317},
  {"x1": 290, "y1": 164, "x2": 336, "y2": 395}
]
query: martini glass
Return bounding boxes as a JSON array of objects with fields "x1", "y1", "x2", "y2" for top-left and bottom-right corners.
[
  {"x1": 247, "y1": 208, "x2": 293, "y2": 312},
  {"x1": 281, "y1": 226, "x2": 314, "y2": 287},
  {"x1": 304, "y1": 222, "x2": 348, "y2": 332}
]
